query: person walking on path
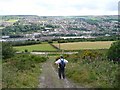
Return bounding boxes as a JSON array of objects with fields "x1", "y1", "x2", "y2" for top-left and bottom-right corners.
[{"x1": 55, "y1": 55, "x2": 68, "y2": 79}]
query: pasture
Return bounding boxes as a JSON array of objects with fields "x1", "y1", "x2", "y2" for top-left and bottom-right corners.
[
  {"x1": 14, "y1": 44, "x2": 57, "y2": 52},
  {"x1": 53, "y1": 41, "x2": 115, "y2": 50},
  {"x1": 0, "y1": 27, "x2": 4, "y2": 29},
  {"x1": 6, "y1": 19, "x2": 18, "y2": 23}
]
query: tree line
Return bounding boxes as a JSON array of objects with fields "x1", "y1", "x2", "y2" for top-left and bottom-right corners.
[{"x1": 52, "y1": 35, "x2": 120, "y2": 43}]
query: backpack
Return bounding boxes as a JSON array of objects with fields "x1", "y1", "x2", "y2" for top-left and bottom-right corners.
[{"x1": 59, "y1": 59, "x2": 65, "y2": 69}]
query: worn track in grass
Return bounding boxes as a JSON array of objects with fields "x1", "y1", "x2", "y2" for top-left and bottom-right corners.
[{"x1": 38, "y1": 56, "x2": 83, "y2": 88}]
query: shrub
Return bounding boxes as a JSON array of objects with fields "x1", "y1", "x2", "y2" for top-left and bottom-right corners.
[
  {"x1": 107, "y1": 40, "x2": 120, "y2": 62},
  {"x1": 2, "y1": 42, "x2": 16, "y2": 59},
  {"x1": 48, "y1": 40, "x2": 53, "y2": 43},
  {"x1": 25, "y1": 49, "x2": 28, "y2": 53},
  {"x1": 81, "y1": 50, "x2": 102, "y2": 61},
  {"x1": 66, "y1": 54, "x2": 79, "y2": 62}
]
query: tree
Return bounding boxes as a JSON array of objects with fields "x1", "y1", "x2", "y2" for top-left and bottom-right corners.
[
  {"x1": 2, "y1": 42, "x2": 16, "y2": 59},
  {"x1": 48, "y1": 40, "x2": 53, "y2": 43},
  {"x1": 24, "y1": 49, "x2": 28, "y2": 53},
  {"x1": 107, "y1": 40, "x2": 120, "y2": 62}
]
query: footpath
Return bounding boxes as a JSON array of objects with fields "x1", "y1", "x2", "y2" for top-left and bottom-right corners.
[{"x1": 38, "y1": 56, "x2": 82, "y2": 88}]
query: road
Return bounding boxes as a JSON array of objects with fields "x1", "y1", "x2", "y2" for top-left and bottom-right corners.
[
  {"x1": 31, "y1": 52, "x2": 78, "y2": 55},
  {"x1": 38, "y1": 56, "x2": 83, "y2": 88}
]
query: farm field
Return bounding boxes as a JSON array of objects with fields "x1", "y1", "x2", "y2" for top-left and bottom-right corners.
[
  {"x1": 14, "y1": 43, "x2": 57, "y2": 52},
  {"x1": 0, "y1": 27, "x2": 4, "y2": 29},
  {"x1": 53, "y1": 41, "x2": 115, "y2": 50},
  {"x1": 5, "y1": 19, "x2": 18, "y2": 22}
]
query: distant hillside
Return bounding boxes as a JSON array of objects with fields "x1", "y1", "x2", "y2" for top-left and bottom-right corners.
[{"x1": 1, "y1": 15, "x2": 119, "y2": 36}]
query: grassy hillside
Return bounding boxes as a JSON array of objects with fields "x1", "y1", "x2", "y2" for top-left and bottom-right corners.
[
  {"x1": 64, "y1": 50, "x2": 119, "y2": 88},
  {"x1": 2, "y1": 54, "x2": 47, "y2": 88}
]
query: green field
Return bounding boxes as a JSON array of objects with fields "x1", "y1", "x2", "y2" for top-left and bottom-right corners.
[
  {"x1": 6, "y1": 19, "x2": 18, "y2": 23},
  {"x1": 0, "y1": 27, "x2": 4, "y2": 29},
  {"x1": 53, "y1": 41, "x2": 115, "y2": 50},
  {"x1": 14, "y1": 44, "x2": 57, "y2": 52}
]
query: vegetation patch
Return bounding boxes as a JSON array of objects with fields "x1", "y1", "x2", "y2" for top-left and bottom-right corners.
[
  {"x1": 65, "y1": 49, "x2": 119, "y2": 88},
  {"x1": 2, "y1": 54, "x2": 47, "y2": 88},
  {"x1": 107, "y1": 40, "x2": 120, "y2": 62}
]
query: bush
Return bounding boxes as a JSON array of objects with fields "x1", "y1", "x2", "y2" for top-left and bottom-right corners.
[
  {"x1": 48, "y1": 40, "x2": 53, "y2": 43},
  {"x1": 2, "y1": 42, "x2": 16, "y2": 59},
  {"x1": 107, "y1": 40, "x2": 120, "y2": 62},
  {"x1": 80, "y1": 50, "x2": 102, "y2": 62},
  {"x1": 24, "y1": 49, "x2": 28, "y2": 53}
]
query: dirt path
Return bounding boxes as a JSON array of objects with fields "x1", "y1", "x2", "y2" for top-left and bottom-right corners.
[{"x1": 38, "y1": 56, "x2": 82, "y2": 88}]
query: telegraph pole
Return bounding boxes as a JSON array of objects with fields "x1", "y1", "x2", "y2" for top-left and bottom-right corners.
[{"x1": 59, "y1": 36, "x2": 60, "y2": 51}]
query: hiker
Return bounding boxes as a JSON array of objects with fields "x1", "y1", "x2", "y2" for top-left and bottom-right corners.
[{"x1": 55, "y1": 55, "x2": 68, "y2": 79}]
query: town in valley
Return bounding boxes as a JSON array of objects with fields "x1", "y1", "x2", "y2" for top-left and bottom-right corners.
[{"x1": 0, "y1": 15, "x2": 119, "y2": 42}]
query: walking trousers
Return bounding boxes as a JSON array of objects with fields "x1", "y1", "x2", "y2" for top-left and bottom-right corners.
[{"x1": 58, "y1": 68, "x2": 65, "y2": 79}]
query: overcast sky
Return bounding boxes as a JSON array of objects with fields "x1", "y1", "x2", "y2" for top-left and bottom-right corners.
[{"x1": 0, "y1": 0, "x2": 119, "y2": 16}]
